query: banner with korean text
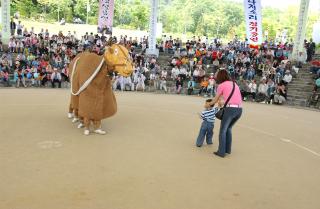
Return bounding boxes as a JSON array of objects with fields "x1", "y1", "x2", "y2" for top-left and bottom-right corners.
[
  {"x1": 98, "y1": 0, "x2": 114, "y2": 34},
  {"x1": 1, "y1": 0, "x2": 11, "y2": 44},
  {"x1": 244, "y1": 0, "x2": 263, "y2": 48}
]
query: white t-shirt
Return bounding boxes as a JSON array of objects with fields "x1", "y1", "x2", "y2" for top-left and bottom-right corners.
[
  {"x1": 258, "y1": 83, "x2": 268, "y2": 94},
  {"x1": 161, "y1": 70, "x2": 167, "y2": 78},
  {"x1": 171, "y1": 68, "x2": 180, "y2": 78},
  {"x1": 180, "y1": 67, "x2": 187, "y2": 75},
  {"x1": 249, "y1": 83, "x2": 257, "y2": 93},
  {"x1": 193, "y1": 69, "x2": 200, "y2": 77},
  {"x1": 283, "y1": 74, "x2": 292, "y2": 83}
]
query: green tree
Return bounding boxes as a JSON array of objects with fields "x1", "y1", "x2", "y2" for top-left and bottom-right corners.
[{"x1": 10, "y1": 0, "x2": 320, "y2": 41}]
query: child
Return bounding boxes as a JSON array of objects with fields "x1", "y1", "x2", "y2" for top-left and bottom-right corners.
[
  {"x1": 198, "y1": 77, "x2": 209, "y2": 96},
  {"x1": 196, "y1": 99, "x2": 220, "y2": 147}
]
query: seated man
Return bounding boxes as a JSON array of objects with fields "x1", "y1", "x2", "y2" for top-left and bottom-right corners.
[
  {"x1": 159, "y1": 77, "x2": 167, "y2": 93},
  {"x1": 179, "y1": 65, "x2": 187, "y2": 81},
  {"x1": 282, "y1": 70, "x2": 293, "y2": 85},
  {"x1": 51, "y1": 68, "x2": 62, "y2": 88},
  {"x1": 136, "y1": 74, "x2": 146, "y2": 91},
  {"x1": 192, "y1": 67, "x2": 200, "y2": 82},
  {"x1": 113, "y1": 75, "x2": 125, "y2": 91},
  {"x1": 123, "y1": 76, "x2": 134, "y2": 91},
  {"x1": 171, "y1": 66, "x2": 180, "y2": 80},
  {"x1": 15, "y1": 69, "x2": 27, "y2": 88}
]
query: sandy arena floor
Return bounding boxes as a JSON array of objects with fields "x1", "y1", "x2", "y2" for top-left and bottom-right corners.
[{"x1": 0, "y1": 89, "x2": 320, "y2": 209}]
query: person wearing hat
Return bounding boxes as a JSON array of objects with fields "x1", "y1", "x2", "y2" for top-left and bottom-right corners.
[
  {"x1": 51, "y1": 68, "x2": 62, "y2": 88},
  {"x1": 282, "y1": 70, "x2": 292, "y2": 85}
]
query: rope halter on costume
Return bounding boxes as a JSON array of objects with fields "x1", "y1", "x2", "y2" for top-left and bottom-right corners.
[{"x1": 70, "y1": 57, "x2": 105, "y2": 96}]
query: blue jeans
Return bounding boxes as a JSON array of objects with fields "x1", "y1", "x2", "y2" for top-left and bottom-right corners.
[
  {"x1": 196, "y1": 121, "x2": 214, "y2": 147},
  {"x1": 217, "y1": 107, "x2": 242, "y2": 155}
]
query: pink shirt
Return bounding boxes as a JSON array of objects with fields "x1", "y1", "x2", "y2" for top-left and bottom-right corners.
[{"x1": 217, "y1": 81, "x2": 242, "y2": 106}]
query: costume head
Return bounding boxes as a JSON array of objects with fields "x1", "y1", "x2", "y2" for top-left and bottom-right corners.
[{"x1": 104, "y1": 44, "x2": 133, "y2": 77}]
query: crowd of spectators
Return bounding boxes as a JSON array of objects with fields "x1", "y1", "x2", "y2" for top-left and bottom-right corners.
[
  {"x1": 132, "y1": 35, "x2": 308, "y2": 105},
  {"x1": 1, "y1": 19, "x2": 138, "y2": 88},
  {"x1": 1, "y1": 19, "x2": 318, "y2": 106}
]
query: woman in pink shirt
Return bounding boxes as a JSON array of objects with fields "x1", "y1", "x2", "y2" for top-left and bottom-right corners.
[{"x1": 210, "y1": 70, "x2": 242, "y2": 158}]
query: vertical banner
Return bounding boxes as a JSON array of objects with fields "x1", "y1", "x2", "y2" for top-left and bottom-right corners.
[
  {"x1": 244, "y1": 0, "x2": 263, "y2": 48},
  {"x1": 98, "y1": 0, "x2": 114, "y2": 34},
  {"x1": 1, "y1": 0, "x2": 11, "y2": 45},
  {"x1": 146, "y1": 0, "x2": 159, "y2": 57},
  {"x1": 292, "y1": 0, "x2": 310, "y2": 61},
  {"x1": 149, "y1": 0, "x2": 158, "y2": 52}
]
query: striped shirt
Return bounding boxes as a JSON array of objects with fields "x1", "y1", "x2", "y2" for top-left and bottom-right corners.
[{"x1": 200, "y1": 107, "x2": 219, "y2": 123}]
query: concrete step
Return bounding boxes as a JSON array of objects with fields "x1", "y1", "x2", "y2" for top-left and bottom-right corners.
[
  {"x1": 286, "y1": 97, "x2": 308, "y2": 106},
  {"x1": 288, "y1": 84, "x2": 314, "y2": 88},
  {"x1": 288, "y1": 85, "x2": 314, "y2": 89},
  {"x1": 288, "y1": 87, "x2": 314, "y2": 92},
  {"x1": 287, "y1": 95, "x2": 312, "y2": 99},
  {"x1": 290, "y1": 80, "x2": 314, "y2": 84}
]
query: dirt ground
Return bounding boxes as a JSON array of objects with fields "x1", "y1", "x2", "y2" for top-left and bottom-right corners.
[{"x1": 0, "y1": 89, "x2": 320, "y2": 209}]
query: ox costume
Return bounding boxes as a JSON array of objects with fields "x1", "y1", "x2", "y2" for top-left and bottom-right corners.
[{"x1": 68, "y1": 44, "x2": 133, "y2": 135}]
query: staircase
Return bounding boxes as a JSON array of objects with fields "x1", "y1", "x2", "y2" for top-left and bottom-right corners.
[
  {"x1": 157, "y1": 52, "x2": 173, "y2": 71},
  {"x1": 286, "y1": 64, "x2": 315, "y2": 107}
]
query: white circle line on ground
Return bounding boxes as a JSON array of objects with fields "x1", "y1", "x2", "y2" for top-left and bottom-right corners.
[
  {"x1": 238, "y1": 124, "x2": 277, "y2": 138},
  {"x1": 280, "y1": 138, "x2": 320, "y2": 157},
  {"x1": 239, "y1": 124, "x2": 320, "y2": 158}
]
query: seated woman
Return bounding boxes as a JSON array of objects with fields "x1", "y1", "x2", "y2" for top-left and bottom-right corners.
[
  {"x1": 0, "y1": 70, "x2": 10, "y2": 86},
  {"x1": 175, "y1": 76, "x2": 183, "y2": 94},
  {"x1": 274, "y1": 82, "x2": 287, "y2": 105},
  {"x1": 256, "y1": 78, "x2": 268, "y2": 103}
]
